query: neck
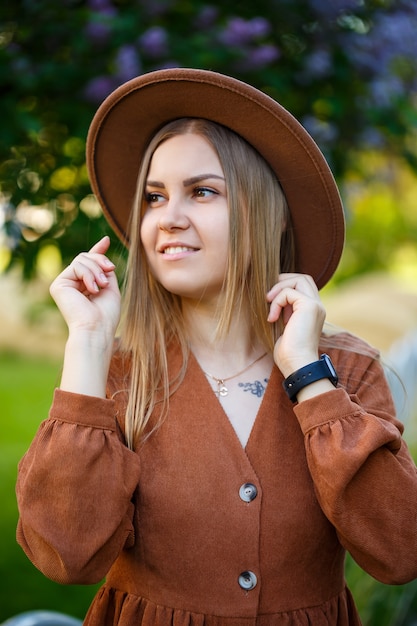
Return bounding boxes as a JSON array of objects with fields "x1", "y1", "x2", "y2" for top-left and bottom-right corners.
[{"x1": 181, "y1": 299, "x2": 266, "y2": 376}]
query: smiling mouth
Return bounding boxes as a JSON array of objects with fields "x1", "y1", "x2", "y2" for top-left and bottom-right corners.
[{"x1": 162, "y1": 246, "x2": 198, "y2": 254}]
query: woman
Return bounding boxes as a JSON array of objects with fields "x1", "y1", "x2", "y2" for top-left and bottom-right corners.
[{"x1": 16, "y1": 68, "x2": 417, "y2": 625}]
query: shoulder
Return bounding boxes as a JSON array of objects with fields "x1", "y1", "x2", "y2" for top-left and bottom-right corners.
[
  {"x1": 319, "y1": 329, "x2": 384, "y2": 395},
  {"x1": 319, "y1": 329, "x2": 380, "y2": 361}
]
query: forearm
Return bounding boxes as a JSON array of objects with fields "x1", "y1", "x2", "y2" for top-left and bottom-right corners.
[
  {"x1": 17, "y1": 389, "x2": 140, "y2": 584},
  {"x1": 296, "y1": 387, "x2": 417, "y2": 584}
]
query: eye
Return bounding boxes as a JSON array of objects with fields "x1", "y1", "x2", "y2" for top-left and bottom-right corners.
[
  {"x1": 193, "y1": 186, "x2": 218, "y2": 199},
  {"x1": 145, "y1": 191, "x2": 165, "y2": 205}
]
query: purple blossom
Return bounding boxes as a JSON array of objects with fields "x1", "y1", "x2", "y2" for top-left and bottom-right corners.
[
  {"x1": 369, "y1": 75, "x2": 405, "y2": 108},
  {"x1": 84, "y1": 20, "x2": 112, "y2": 45},
  {"x1": 308, "y1": 0, "x2": 362, "y2": 19},
  {"x1": 114, "y1": 45, "x2": 142, "y2": 82},
  {"x1": 376, "y1": 11, "x2": 417, "y2": 60},
  {"x1": 139, "y1": 26, "x2": 169, "y2": 59},
  {"x1": 399, "y1": 0, "x2": 417, "y2": 18},
  {"x1": 87, "y1": 0, "x2": 115, "y2": 13},
  {"x1": 83, "y1": 75, "x2": 117, "y2": 103},
  {"x1": 344, "y1": 9, "x2": 417, "y2": 77},
  {"x1": 359, "y1": 127, "x2": 385, "y2": 149},
  {"x1": 248, "y1": 17, "x2": 271, "y2": 39},
  {"x1": 302, "y1": 115, "x2": 338, "y2": 145},
  {"x1": 193, "y1": 5, "x2": 219, "y2": 29},
  {"x1": 244, "y1": 45, "x2": 280, "y2": 70},
  {"x1": 218, "y1": 16, "x2": 271, "y2": 47},
  {"x1": 304, "y1": 49, "x2": 332, "y2": 78}
]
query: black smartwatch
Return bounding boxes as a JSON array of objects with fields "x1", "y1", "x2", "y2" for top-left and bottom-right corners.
[{"x1": 282, "y1": 354, "x2": 338, "y2": 403}]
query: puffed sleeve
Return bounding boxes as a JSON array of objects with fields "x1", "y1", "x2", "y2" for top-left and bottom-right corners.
[
  {"x1": 16, "y1": 389, "x2": 141, "y2": 585},
  {"x1": 294, "y1": 344, "x2": 417, "y2": 585}
]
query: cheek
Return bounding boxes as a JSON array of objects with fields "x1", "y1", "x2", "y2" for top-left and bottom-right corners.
[{"x1": 139, "y1": 213, "x2": 154, "y2": 252}]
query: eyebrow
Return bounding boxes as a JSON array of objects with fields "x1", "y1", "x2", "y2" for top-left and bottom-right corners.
[{"x1": 146, "y1": 174, "x2": 225, "y2": 188}]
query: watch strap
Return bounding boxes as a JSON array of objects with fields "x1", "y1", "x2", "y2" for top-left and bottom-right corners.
[{"x1": 282, "y1": 354, "x2": 338, "y2": 403}]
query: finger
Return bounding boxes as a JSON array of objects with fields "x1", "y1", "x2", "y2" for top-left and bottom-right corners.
[
  {"x1": 88, "y1": 235, "x2": 111, "y2": 255},
  {"x1": 273, "y1": 274, "x2": 316, "y2": 294},
  {"x1": 266, "y1": 274, "x2": 317, "y2": 301},
  {"x1": 72, "y1": 260, "x2": 102, "y2": 294},
  {"x1": 267, "y1": 285, "x2": 322, "y2": 323},
  {"x1": 62, "y1": 256, "x2": 110, "y2": 294},
  {"x1": 75, "y1": 248, "x2": 115, "y2": 279}
]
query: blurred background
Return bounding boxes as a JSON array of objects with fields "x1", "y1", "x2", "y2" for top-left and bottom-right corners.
[{"x1": 1, "y1": 0, "x2": 417, "y2": 623}]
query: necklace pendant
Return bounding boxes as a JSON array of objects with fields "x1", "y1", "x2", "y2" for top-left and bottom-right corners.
[{"x1": 217, "y1": 380, "x2": 228, "y2": 397}]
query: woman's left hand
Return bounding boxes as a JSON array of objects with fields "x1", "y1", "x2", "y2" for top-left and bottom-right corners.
[{"x1": 266, "y1": 273, "x2": 326, "y2": 378}]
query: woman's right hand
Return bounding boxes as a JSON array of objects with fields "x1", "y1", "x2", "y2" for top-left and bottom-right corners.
[
  {"x1": 50, "y1": 236, "x2": 121, "y2": 340},
  {"x1": 50, "y1": 236, "x2": 122, "y2": 398}
]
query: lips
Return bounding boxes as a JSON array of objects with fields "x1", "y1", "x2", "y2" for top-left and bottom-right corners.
[
  {"x1": 164, "y1": 246, "x2": 194, "y2": 254},
  {"x1": 159, "y1": 243, "x2": 199, "y2": 254}
]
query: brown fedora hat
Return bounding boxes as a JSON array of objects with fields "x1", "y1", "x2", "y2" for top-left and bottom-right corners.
[{"x1": 86, "y1": 67, "x2": 345, "y2": 289}]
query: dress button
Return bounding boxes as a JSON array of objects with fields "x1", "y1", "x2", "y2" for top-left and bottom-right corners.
[
  {"x1": 239, "y1": 482, "x2": 258, "y2": 502},
  {"x1": 238, "y1": 570, "x2": 258, "y2": 590}
]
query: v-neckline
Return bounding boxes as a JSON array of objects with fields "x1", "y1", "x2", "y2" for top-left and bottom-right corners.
[{"x1": 189, "y1": 350, "x2": 277, "y2": 452}]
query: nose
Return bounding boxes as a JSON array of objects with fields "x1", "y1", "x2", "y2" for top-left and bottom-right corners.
[{"x1": 158, "y1": 195, "x2": 190, "y2": 232}]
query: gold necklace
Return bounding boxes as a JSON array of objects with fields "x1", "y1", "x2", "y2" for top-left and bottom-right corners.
[{"x1": 203, "y1": 352, "x2": 268, "y2": 397}]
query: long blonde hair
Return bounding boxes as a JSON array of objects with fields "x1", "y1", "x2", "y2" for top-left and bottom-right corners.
[{"x1": 119, "y1": 118, "x2": 295, "y2": 448}]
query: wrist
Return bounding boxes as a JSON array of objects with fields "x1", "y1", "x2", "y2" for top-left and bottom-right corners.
[
  {"x1": 282, "y1": 354, "x2": 338, "y2": 403},
  {"x1": 278, "y1": 353, "x2": 320, "y2": 380},
  {"x1": 60, "y1": 332, "x2": 115, "y2": 398},
  {"x1": 66, "y1": 328, "x2": 115, "y2": 353}
]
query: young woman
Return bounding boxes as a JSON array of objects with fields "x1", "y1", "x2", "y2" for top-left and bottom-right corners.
[{"x1": 16, "y1": 68, "x2": 417, "y2": 626}]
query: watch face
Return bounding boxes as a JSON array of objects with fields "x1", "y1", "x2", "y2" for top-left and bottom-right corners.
[{"x1": 322, "y1": 354, "x2": 338, "y2": 380}]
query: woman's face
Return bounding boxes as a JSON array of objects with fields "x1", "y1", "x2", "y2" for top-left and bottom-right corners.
[{"x1": 140, "y1": 133, "x2": 230, "y2": 304}]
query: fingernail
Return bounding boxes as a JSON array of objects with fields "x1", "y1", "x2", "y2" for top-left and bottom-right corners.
[
  {"x1": 100, "y1": 273, "x2": 109, "y2": 283},
  {"x1": 104, "y1": 259, "x2": 115, "y2": 268}
]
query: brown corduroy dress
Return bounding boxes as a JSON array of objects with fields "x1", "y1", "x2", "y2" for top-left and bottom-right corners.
[{"x1": 16, "y1": 332, "x2": 417, "y2": 625}]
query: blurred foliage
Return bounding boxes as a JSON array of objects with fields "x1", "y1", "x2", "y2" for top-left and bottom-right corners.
[
  {"x1": 336, "y1": 150, "x2": 417, "y2": 284},
  {"x1": 0, "y1": 0, "x2": 417, "y2": 279}
]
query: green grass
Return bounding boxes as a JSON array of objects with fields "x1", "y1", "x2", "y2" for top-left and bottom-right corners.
[{"x1": 0, "y1": 351, "x2": 100, "y2": 622}]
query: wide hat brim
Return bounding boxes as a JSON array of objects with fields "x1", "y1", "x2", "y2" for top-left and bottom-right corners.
[{"x1": 86, "y1": 68, "x2": 345, "y2": 289}]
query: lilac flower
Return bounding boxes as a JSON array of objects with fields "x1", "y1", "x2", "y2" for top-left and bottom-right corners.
[
  {"x1": 87, "y1": 0, "x2": 115, "y2": 13},
  {"x1": 369, "y1": 76, "x2": 405, "y2": 108},
  {"x1": 308, "y1": 0, "x2": 362, "y2": 19},
  {"x1": 376, "y1": 11, "x2": 417, "y2": 60},
  {"x1": 359, "y1": 127, "x2": 385, "y2": 149},
  {"x1": 248, "y1": 17, "x2": 271, "y2": 39},
  {"x1": 304, "y1": 49, "x2": 332, "y2": 79},
  {"x1": 302, "y1": 115, "x2": 338, "y2": 145},
  {"x1": 399, "y1": 0, "x2": 417, "y2": 18},
  {"x1": 83, "y1": 76, "x2": 117, "y2": 103},
  {"x1": 84, "y1": 20, "x2": 112, "y2": 46},
  {"x1": 218, "y1": 16, "x2": 271, "y2": 47},
  {"x1": 193, "y1": 5, "x2": 219, "y2": 29},
  {"x1": 139, "y1": 26, "x2": 169, "y2": 59},
  {"x1": 344, "y1": 9, "x2": 417, "y2": 78},
  {"x1": 115, "y1": 45, "x2": 142, "y2": 82},
  {"x1": 244, "y1": 45, "x2": 280, "y2": 70}
]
